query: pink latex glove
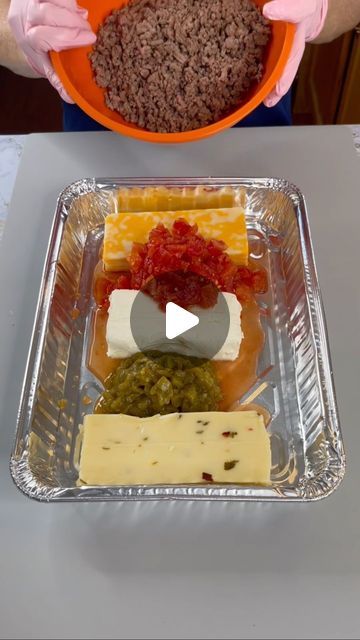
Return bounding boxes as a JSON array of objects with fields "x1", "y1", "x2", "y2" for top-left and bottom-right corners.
[
  {"x1": 8, "y1": 0, "x2": 96, "y2": 103},
  {"x1": 263, "y1": 0, "x2": 328, "y2": 107}
]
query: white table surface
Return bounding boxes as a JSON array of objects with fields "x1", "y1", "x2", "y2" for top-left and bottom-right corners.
[{"x1": 0, "y1": 126, "x2": 360, "y2": 640}]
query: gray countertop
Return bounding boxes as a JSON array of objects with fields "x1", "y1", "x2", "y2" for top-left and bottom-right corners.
[
  {"x1": 0, "y1": 127, "x2": 359, "y2": 241},
  {"x1": 0, "y1": 126, "x2": 359, "y2": 640}
]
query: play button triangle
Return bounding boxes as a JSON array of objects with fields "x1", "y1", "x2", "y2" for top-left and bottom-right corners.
[{"x1": 165, "y1": 302, "x2": 199, "y2": 340}]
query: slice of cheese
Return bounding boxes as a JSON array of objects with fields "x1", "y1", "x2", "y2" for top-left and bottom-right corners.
[
  {"x1": 106, "y1": 289, "x2": 243, "y2": 361},
  {"x1": 79, "y1": 411, "x2": 271, "y2": 486},
  {"x1": 117, "y1": 186, "x2": 244, "y2": 212},
  {"x1": 103, "y1": 207, "x2": 248, "y2": 271}
]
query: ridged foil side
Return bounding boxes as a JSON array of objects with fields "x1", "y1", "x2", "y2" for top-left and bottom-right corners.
[{"x1": 10, "y1": 178, "x2": 345, "y2": 501}]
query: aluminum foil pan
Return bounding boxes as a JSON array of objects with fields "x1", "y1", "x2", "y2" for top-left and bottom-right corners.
[{"x1": 10, "y1": 178, "x2": 345, "y2": 501}]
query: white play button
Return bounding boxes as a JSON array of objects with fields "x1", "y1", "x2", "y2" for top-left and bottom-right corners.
[
  {"x1": 130, "y1": 272, "x2": 231, "y2": 361},
  {"x1": 165, "y1": 302, "x2": 199, "y2": 340}
]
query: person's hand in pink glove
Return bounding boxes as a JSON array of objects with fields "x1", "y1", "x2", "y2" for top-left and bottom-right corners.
[
  {"x1": 7, "y1": 0, "x2": 96, "y2": 103},
  {"x1": 263, "y1": 0, "x2": 329, "y2": 107}
]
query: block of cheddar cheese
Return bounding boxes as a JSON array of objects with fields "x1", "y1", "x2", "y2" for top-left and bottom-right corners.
[
  {"x1": 117, "y1": 185, "x2": 244, "y2": 212},
  {"x1": 103, "y1": 207, "x2": 248, "y2": 271},
  {"x1": 79, "y1": 411, "x2": 271, "y2": 486}
]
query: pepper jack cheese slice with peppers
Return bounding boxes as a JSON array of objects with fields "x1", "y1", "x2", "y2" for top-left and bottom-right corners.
[
  {"x1": 79, "y1": 411, "x2": 271, "y2": 486},
  {"x1": 103, "y1": 207, "x2": 248, "y2": 271}
]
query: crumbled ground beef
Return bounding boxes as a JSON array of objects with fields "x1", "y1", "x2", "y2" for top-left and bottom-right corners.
[{"x1": 89, "y1": 0, "x2": 271, "y2": 133}]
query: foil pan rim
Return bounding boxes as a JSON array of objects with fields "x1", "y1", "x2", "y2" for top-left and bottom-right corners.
[{"x1": 10, "y1": 449, "x2": 345, "y2": 503}]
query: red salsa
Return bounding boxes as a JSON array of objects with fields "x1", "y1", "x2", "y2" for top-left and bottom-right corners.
[{"x1": 94, "y1": 219, "x2": 267, "y2": 309}]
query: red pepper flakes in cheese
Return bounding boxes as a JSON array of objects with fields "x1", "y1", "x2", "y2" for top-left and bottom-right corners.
[{"x1": 202, "y1": 472, "x2": 214, "y2": 482}]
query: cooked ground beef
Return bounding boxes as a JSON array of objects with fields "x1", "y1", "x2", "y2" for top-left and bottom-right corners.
[{"x1": 89, "y1": 0, "x2": 271, "y2": 133}]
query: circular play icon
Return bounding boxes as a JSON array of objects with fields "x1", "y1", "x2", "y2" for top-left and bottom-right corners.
[
  {"x1": 127, "y1": 273, "x2": 241, "y2": 362},
  {"x1": 165, "y1": 302, "x2": 199, "y2": 339}
]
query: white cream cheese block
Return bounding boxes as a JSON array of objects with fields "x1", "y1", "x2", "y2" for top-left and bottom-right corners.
[{"x1": 106, "y1": 289, "x2": 243, "y2": 361}]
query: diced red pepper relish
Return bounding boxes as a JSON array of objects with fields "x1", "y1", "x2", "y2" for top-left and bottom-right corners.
[
  {"x1": 144, "y1": 271, "x2": 218, "y2": 311},
  {"x1": 95, "y1": 219, "x2": 267, "y2": 309},
  {"x1": 93, "y1": 269, "x2": 132, "y2": 309},
  {"x1": 129, "y1": 219, "x2": 267, "y2": 305}
]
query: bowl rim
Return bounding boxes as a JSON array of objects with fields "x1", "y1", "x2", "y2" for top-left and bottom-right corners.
[{"x1": 51, "y1": 22, "x2": 295, "y2": 143}]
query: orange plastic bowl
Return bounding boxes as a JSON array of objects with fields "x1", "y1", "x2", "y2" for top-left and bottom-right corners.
[{"x1": 51, "y1": 0, "x2": 295, "y2": 143}]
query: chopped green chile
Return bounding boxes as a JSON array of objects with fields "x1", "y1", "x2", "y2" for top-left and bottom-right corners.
[{"x1": 95, "y1": 351, "x2": 222, "y2": 417}]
